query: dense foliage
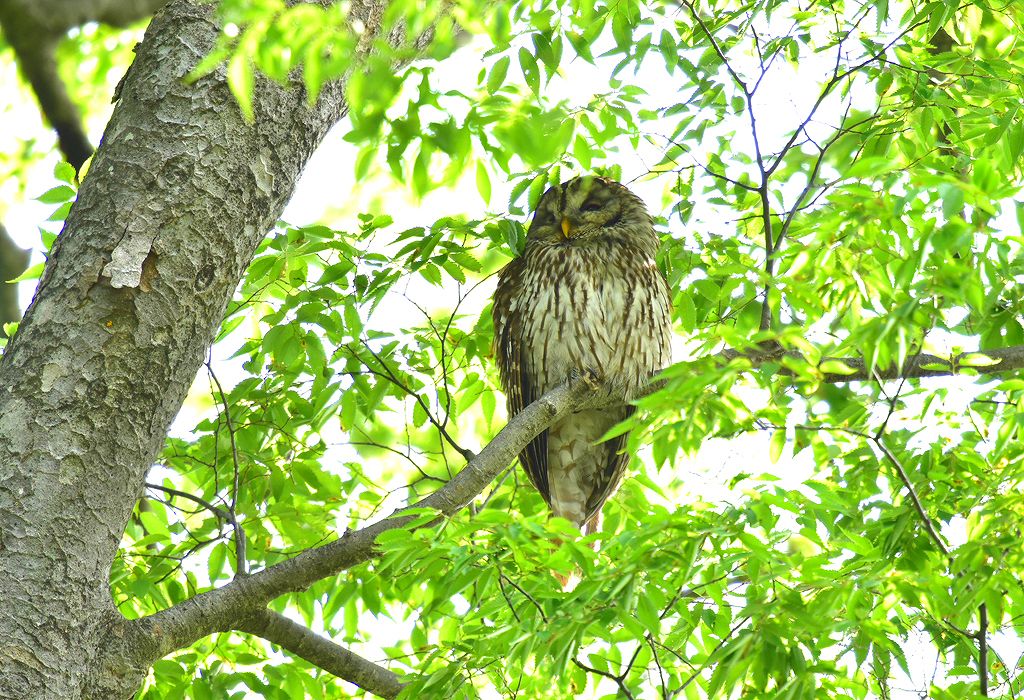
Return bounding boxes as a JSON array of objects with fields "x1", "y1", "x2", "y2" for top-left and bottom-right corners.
[{"x1": 6, "y1": 0, "x2": 1024, "y2": 697}]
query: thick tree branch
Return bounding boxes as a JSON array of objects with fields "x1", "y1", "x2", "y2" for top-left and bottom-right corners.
[
  {"x1": 0, "y1": 0, "x2": 167, "y2": 171},
  {"x1": 121, "y1": 340, "x2": 1024, "y2": 677},
  {"x1": 0, "y1": 5, "x2": 90, "y2": 170},
  {"x1": 237, "y1": 610, "x2": 404, "y2": 699},
  {"x1": 4, "y1": 0, "x2": 166, "y2": 31},
  {"x1": 0, "y1": 1, "x2": 440, "y2": 696},
  {"x1": 124, "y1": 377, "x2": 598, "y2": 664},
  {"x1": 103, "y1": 335, "x2": 1024, "y2": 692}
]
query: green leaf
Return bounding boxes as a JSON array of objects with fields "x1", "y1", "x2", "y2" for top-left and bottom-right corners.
[
  {"x1": 959, "y1": 353, "x2": 999, "y2": 368},
  {"x1": 819, "y1": 359, "x2": 857, "y2": 375},
  {"x1": 227, "y1": 52, "x2": 255, "y2": 122},
  {"x1": 527, "y1": 173, "x2": 547, "y2": 211},
  {"x1": 635, "y1": 595, "x2": 661, "y2": 635},
  {"x1": 7, "y1": 263, "x2": 44, "y2": 283},
  {"x1": 53, "y1": 161, "x2": 76, "y2": 183},
  {"x1": 36, "y1": 185, "x2": 76, "y2": 204},
  {"x1": 475, "y1": 161, "x2": 492, "y2": 204},
  {"x1": 487, "y1": 55, "x2": 510, "y2": 93},
  {"x1": 518, "y1": 47, "x2": 540, "y2": 95},
  {"x1": 769, "y1": 428, "x2": 786, "y2": 463}
]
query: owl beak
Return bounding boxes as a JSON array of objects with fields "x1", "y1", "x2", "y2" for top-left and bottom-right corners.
[{"x1": 561, "y1": 217, "x2": 572, "y2": 238}]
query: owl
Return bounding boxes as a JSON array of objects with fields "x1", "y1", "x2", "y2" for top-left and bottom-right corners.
[{"x1": 492, "y1": 176, "x2": 672, "y2": 536}]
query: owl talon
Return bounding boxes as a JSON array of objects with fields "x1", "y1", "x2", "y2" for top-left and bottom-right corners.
[{"x1": 570, "y1": 367, "x2": 603, "y2": 390}]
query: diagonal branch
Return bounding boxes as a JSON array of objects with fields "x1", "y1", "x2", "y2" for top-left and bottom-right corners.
[
  {"x1": 0, "y1": 222, "x2": 30, "y2": 331},
  {"x1": 0, "y1": 6, "x2": 92, "y2": 171},
  {"x1": 872, "y1": 437, "x2": 949, "y2": 555},
  {"x1": 237, "y1": 609, "x2": 404, "y2": 699},
  {"x1": 0, "y1": 0, "x2": 169, "y2": 171},
  {"x1": 122, "y1": 376, "x2": 598, "y2": 664},
  {"x1": 114, "y1": 336, "x2": 1024, "y2": 686},
  {"x1": 126, "y1": 341, "x2": 1024, "y2": 664}
]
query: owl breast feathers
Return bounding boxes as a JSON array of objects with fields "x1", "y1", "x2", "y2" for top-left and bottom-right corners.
[{"x1": 492, "y1": 176, "x2": 672, "y2": 533}]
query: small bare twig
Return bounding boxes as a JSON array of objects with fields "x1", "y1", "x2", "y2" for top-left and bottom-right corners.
[
  {"x1": 351, "y1": 341, "x2": 477, "y2": 463},
  {"x1": 206, "y1": 362, "x2": 249, "y2": 576},
  {"x1": 872, "y1": 438, "x2": 949, "y2": 556},
  {"x1": 673, "y1": 616, "x2": 751, "y2": 695},
  {"x1": 572, "y1": 657, "x2": 636, "y2": 700},
  {"x1": 145, "y1": 482, "x2": 230, "y2": 521}
]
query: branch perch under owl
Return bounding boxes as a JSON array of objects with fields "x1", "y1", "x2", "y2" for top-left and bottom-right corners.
[{"x1": 119, "y1": 343, "x2": 1024, "y2": 696}]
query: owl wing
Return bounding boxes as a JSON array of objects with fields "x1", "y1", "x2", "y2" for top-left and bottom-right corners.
[
  {"x1": 581, "y1": 405, "x2": 635, "y2": 526},
  {"x1": 579, "y1": 263, "x2": 671, "y2": 526},
  {"x1": 492, "y1": 258, "x2": 551, "y2": 502}
]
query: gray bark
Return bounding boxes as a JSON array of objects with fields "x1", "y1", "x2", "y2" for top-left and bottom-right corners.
[
  {"x1": 0, "y1": 0, "x2": 395, "y2": 696},
  {"x1": 237, "y1": 610, "x2": 405, "y2": 698},
  {"x1": 117, "y1": 376, "x2": 595, "y2": 699},
  {"x1": 3, "y1": 0, "x2": 168, "y2": 32},
  {"x1": 718, "y1": 345, "x2": 1024, "y2": 382}
]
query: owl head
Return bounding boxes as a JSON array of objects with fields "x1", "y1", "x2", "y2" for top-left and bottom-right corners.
[{"x1": 527, "y1": 176, "x2": 656, "y2": 254}]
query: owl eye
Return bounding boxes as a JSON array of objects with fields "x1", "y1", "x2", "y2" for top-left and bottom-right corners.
[
  {"x1": 580, "y1": 200, "x2": 602, "y2": 212},
  {"x1": 534, "y1": 211, "x2": 555, "y2": 227}
]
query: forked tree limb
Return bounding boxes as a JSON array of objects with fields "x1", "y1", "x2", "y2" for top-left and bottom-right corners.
[
  {"x1": 118, "y1": 377, "x2": 598, "y2": 689},
  {"x1": 115, "y1": 341, "x2": 1024, "y2": 695},
  {"x1": 237, "y1": 610, "x2": 405, "y2": 699}
]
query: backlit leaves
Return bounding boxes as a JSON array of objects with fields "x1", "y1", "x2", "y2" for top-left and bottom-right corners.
[{"x1": 106, "y1": 0, "x2": 1024, "y2": 697}]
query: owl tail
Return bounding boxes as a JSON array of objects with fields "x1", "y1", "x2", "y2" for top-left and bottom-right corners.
[{"x1": 550, "y1": 508, "x2": 604, "y2": 589}]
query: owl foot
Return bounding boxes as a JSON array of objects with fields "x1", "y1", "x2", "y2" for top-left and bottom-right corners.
[{"x1": 570, "y1": 367, "x2": 604, "y2": 390}]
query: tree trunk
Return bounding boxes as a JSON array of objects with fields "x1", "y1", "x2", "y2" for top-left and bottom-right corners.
[{"x1": 0, "y1": 1, "x2": 390, "y2": 696}]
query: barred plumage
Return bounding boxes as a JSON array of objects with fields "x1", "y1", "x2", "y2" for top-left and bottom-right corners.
[{"x1": 492, "y1": 176, "x2": 672, "y2": 533}]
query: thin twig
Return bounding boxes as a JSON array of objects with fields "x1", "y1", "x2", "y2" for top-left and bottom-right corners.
[
  {"x1": 497, "y1": 569, "x2": 547, "y2": 622},
  {"x1": 572, "y1": 658, "x2": 636, "y2": 700},
  {"x1": 145, "y1": 482, "x2": 230, "y2": 520},
  {"x1": 673, "y1": 616, "x2": 751, "y2": 695},
  {"x1": 680, "y1": 1, "x2": 748, "y2": 93},
  {"x1": 206, "y1": 362, "x2": 249, "y2": 576},
  {"x1": 872, "y1": 437, "x2": 949, "y2": 556},
  {"x1": 353, "y1": 341, "x2": 477, "y2": 462},
  {"x1": 979, "y1": 603, "x2": 989, "y2": 696}
]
